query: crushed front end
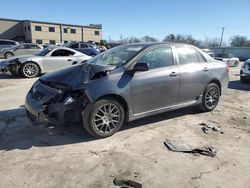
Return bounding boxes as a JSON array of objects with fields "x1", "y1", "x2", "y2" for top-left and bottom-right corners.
[{"x1": 25, "y1": 79, "x2": 89, "y2": 126}]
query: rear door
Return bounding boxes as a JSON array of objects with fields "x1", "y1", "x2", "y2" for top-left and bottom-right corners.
[
  {"x1": 174, "y1": 45, "x2": 210, "y2": 103},
  {"x1": 130, "y1": 46, "x2": 180, "y2": 114},
  {"x1": 42, "y1": 49, "x2": 76, "y2": 72}
]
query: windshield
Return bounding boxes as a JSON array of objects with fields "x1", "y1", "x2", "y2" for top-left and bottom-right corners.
[
  {"x1": 36, "y1": 47, "x2": 53, "y2": 56},
  {"x1": 87, "y1": 45, "x2": 146, "y2": 67}
]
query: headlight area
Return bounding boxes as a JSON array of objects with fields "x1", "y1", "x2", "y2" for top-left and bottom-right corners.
[{"x1": 43, "y1": 91, "x2": 89, "y2": 125}]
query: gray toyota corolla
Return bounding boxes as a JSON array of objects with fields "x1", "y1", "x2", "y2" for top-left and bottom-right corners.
[{"x1": 25, "y1": 43, "x2": 229, "y2": 138}]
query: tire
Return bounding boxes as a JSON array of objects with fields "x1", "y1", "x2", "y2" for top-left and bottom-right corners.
[
  {"x1": 82, "y1": 98, "x2": 125, "y2": 138},
  {"x1": 240, "y1": 76, "x2": 248, "y2": 83},
  {"x1": 9, "y1": 65, "x2": 20, "y2": 77},
  {"x1": 4, "y1": 52, "x2": 14, "y2": 58},
  {"x1": 20, "y1": 62, "x2": 40, "y2": 78},
  {"x1": 200, "y1": 83, "x2": 220, "y2": 112},
  {"x1": 234, "y1": 61, "x2": 239, "y2": 67}
]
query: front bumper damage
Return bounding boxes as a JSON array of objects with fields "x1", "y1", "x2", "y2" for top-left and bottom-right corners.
[
  {"x1": 25, "y1": 80, "x2": 88, "y2": 127},
  {"x1": 0, "y1": 62, "x2": 10, "y2": 73}
]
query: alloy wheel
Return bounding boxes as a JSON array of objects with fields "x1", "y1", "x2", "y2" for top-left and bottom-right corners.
[
  {"x1": 93, "y1": 103, "x2": 121, "y2": 134},
  {"x1": 23, "y1": 63, "x2": 39, "y2": 78},
  {"x1": 205, "y1": 87, "x2": 219, "y2": 109}
]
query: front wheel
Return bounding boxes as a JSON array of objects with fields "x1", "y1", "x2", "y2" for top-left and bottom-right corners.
[
  {"x1": 200, "y1": 83, "x2": 220, "y2": 112},
  {"x1": 83, "y1": 98, "x2": 125, "y2": 138},
  {"x1": 20, "y1": 62, "x2": 40, "y2": 78}
]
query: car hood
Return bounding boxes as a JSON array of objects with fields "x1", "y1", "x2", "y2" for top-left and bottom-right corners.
[{"x1": 39, "y1": 63, "x2": 115, "y2": 90}]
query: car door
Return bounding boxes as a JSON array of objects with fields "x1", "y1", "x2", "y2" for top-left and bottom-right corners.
[
  {"x1": 174, "y1": 45, "x2": 210, "y2": 103},
  {"x1": 28, "y1": 44, "x2": 42, "y2": 55},
  {"x1": 130, "y1": 46, "x2": 179, "y2": 114},
  {"x1": 15, "y1": 44, "x2": 27, "y2": 55},
  {"x1": 42, "y1": 49, "x2": 76, "y2": 72}
]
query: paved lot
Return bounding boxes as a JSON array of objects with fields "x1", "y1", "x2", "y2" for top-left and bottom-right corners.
[{"x1": 0, "y1": 63, "x2": 250, "y2": 188}]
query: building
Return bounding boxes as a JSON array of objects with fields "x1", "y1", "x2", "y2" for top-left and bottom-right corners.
[{"x1": 0, "y1": 18, "x2": 102, "y2": 44}]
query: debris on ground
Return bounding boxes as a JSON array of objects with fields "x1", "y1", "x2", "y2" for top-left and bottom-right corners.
[
  {"x1": 109, "y1": 178, "x2": 142, "y2": 188},
  {"x1": 199, "y1": 121, "x2": 224, "y2": 134},
  {"x1": 164, "y1": 139, "x2": 217, "y2": 157}
]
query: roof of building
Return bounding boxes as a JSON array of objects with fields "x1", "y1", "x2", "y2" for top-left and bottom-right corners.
[{"x1": 0, "y1": 18, "x2": 102, "y2": 29}]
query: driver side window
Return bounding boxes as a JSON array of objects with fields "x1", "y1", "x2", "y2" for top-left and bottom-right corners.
[
  {"x1": 137, "y1": 47, "x2": 174, "y2": 69},
  {"x1": 51, "y1": 49, "x2": 75, "y2": 57}
]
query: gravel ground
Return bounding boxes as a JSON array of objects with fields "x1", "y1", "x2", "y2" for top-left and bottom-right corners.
[{"x1": 0, "y1": 63, "x2": 249, "y2": 188}]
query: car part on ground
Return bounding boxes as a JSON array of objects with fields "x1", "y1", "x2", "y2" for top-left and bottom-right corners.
[
  {"x1": 199, "y1": 121, "x2": 224, "y2": 134},
  {"x1": 240, "y1": 59, "x2": 250, "y2": 83},
  {"x1": 214, "y1": 53, "x2": 240, "y2": 67},
  {"x1": 25, "y1": 43, "x2": 229, "y2": 138},
  {"x1": 110, "y1": 178, "x2": 142, "y2": 188},
  {"x1": 164, "y1": 139, "x2": 217, "y2": 157},
  {"x1": 0, "y1": 46, "x2": 91, "y2": 78}
]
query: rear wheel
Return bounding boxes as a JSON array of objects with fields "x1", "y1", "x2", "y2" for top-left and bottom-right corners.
[
  {"x1": 4, "y1": 52, "x2": 14, "y2": 58},
  {"x1": 200, "y1": 83, "x2": 220, "y2": 112},
  {"x1": 83, "y1": 98, "x2": 125, "y2": 138},
  {"x1": 20, "y1": 62, "x2": 40, "y2": 78}
]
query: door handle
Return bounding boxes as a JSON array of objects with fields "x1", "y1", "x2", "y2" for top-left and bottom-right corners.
[
  {"x1": 67, "y1": 59, "x2": 72, "y2": 61},
  {"x1": 203, "y1": 67, "x2": 209, "y2": 71},
  {"x1": 170, "y1": 72, "x2": 178, "y2": 77}
]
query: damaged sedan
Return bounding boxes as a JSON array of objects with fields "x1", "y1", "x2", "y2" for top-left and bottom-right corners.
[{"x1": 25, "y1": 43, "x2": 229, "y2": 138}]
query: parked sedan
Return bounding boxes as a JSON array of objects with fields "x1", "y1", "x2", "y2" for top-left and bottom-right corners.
[
  {"x1": 0, "y1": 47, "x2": 91, "y2": 78},
  {"x1": 67, "y1": 42, "x2": 100, "y2": 56},
  {"x1": 25, "y1": 43, "x2": 229, "y2": 138},
  {"x1": 214, "y1": 53, "x2": 239, "y2": 67},
  {"x1": 0, "y1": 43, "x2": 43, "y2": 58},
  {"x1": 240, "y1": 59, "x2": 250, "y2": 83}
]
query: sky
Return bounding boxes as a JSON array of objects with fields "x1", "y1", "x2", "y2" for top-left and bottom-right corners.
[{"x1": 0, "y1": 0, "x2": 250, "y2": 43}]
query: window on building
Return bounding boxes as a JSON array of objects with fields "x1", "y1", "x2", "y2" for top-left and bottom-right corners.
[
  {"x1": 49, "y1": 40, "x2": 56, "y2": 45},
  {"x1": 24, "y1": 27, "x2": 26, "y2": 32},
  {"x1": 137, "y1": 47, "x2": 174, "y2": 69},
  {"x1": 49, "y1": 27, "x2": 55, "y2": 32},
  {"x1": 35, "y1": 26, "x2": 42, "y2": 31},
  {"x1": 64, "y1": 28, "x2": 68, "y2": 33},
  {"x1": 95, "y1": 31, "x2": 100, "y2": 35},
  {"x1": 36, "y1": 40, "x2": 43, "y2": 44},
  {"x1": 176, "y1": 47, "x2": 200, "y2": 64},
  {"x1": 28, "y1": 26, "x2": 30, "y2": 31},
  {"x1": 70, "y1": 29, "x2": 76, "y2": 34}
]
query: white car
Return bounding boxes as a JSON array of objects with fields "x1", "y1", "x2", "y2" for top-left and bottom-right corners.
[
  {"x1": 214, "y1": 53, "x2": 239, "y2": 67},
  {"x1": 0, "y1": 46, "x2": 91, "y2": 78},
  {"x1": 240, "y1": 59, "x2": 250, "y2": 83}
]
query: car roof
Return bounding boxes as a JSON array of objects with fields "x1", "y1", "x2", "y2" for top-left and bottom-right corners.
[{"x1": 119, "y1": 42, "x2": 196, "y2": 48}]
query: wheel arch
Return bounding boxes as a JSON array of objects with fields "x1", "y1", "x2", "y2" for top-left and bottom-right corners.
[
  {"x1": 22, "y1": 61, "x2": 43, "y2": 73},
  {"x1": 207, "y1": 79, "x2": 222, "y2": 95}
]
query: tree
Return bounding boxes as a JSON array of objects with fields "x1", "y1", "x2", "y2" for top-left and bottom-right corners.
[
  {"x1": 199, "y1": 37, "x2": 222, "y2": 47},
  {"x1": 163, "y1": 34, "x2": 199, "y2": 46},
  {"x1": 230, "y1": 35, "x2": 250, "y2": 47},
  {"x1": 141, "y1": 35, "x2": 159, "y2": 42}
]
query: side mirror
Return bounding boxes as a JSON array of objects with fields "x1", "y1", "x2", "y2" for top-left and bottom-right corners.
[{"x1": 133, "y1": 63, "x2": 149, "y2": 72}]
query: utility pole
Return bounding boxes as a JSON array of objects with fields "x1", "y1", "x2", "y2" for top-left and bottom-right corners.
[
  {"x1": 109, "y1": 35, "x2": 111, "y2": 44},
  {"x1": 219, "y1": 27, "x2": 225, "y2": 47},
  {"x1": 120, "y1": 34, "x2": 123, "y2": 44}
]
